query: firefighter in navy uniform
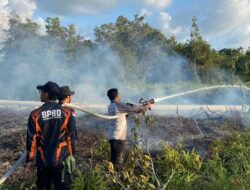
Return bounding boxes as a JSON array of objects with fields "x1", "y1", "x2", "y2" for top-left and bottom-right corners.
[
  {"x1": 58, "y1": 86, "x2": 75, "y2": 106},
  {"x1": 58, "y1": 86, "x2": 77, "y2": 141},
  {"x1": 26, "y1": 81, "x2": 76, "y2": 190}
]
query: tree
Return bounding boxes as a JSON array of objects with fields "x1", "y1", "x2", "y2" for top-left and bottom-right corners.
[
  {"x1": 94, "y1": 15, "x2": 181, "y2": 84},
  {"x1": 45, "y1": 17, "x2": 66, "y2": 38},
  {"x1": 190, "y1": 17, "x2": 202, "y2": 41},
  {"x1": 0, "y1": 17, "x2": 43, "y2": 99},
  {"x1": 236, "y1": 53, "x2": 250, "y2": 81},
  {"x1": 218, "y1": 48, "x2": 244, "y2": 80},
  {"x1": 180, "y1": 17, "x2": 219, "y2": 83},
  {"x1": 45, "y1": 17, "x2": 94, "y2": 64}
]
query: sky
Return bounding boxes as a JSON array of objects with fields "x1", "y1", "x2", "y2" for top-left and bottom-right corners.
[{"x1": 1, "y1": 0, "x2": 250, "y2": 50}]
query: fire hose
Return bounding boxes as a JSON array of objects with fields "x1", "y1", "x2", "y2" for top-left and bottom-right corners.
[
  {"x1": 0, "y1": 151, "x2": 26, "y2": 185},
  {"x1": 0, "y1": 103, "x2": 127, "y2": 184},
  {"x1": 0, "y1": 84, "x2": 249, "y2": 184},
  {"x1": 64, "y1": 103, "x2": 127, "y2": 119}
]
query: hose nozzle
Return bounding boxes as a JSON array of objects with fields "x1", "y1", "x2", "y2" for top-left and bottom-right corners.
[{"x1": 139, "y1": 98, "x2": 155, "y2": 105}]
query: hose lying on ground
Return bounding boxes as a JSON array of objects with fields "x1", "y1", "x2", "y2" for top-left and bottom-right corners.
[
  {"x1": 0, "y1": 104, "x2": 126, "y2": 184},
  {"x1": 0, "y1": 151, "x2": 26, "y2": 185}
]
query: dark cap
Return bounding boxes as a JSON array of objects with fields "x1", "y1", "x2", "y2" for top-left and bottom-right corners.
[
  {"x1": 60, "y1": 86, "x2": 75, "y2": 96},
  {"x1": 37, "y1": 81, "x2": 60, "y2": 95}
]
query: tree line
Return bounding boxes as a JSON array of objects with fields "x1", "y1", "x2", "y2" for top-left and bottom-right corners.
[{"x1": 1, "y1": 15, "x2": 250, "y2": 87}]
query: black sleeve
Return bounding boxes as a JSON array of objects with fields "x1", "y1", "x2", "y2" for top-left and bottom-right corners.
[{"x1": 26, "y1": 114, "x2": 37, "y2": 162}]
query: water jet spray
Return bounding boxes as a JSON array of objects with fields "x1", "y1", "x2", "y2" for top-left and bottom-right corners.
[
  {"x1": 152, "y1": 85, "x2": 250, "y2": 103},
  {"x1": 0, "y1": 84, "x2": 250, "y2": 184}
]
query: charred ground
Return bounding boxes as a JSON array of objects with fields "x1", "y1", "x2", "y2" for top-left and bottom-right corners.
[{"x1": 0, "y1": 107, "x2": 247, "y2": 185}]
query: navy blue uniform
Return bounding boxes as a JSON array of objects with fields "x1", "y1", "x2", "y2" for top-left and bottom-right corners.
[{"x1": 26, "y1": 102, "x2": 76, "y2": 190}]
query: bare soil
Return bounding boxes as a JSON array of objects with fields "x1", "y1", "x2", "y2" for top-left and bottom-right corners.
[{"x1": 0, "y1": 107, "x2": 246, "y2": 185}]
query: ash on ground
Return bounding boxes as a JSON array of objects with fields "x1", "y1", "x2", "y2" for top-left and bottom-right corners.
[{"x1": 0, "y1": 107, "x2": 247, "y2": 184}]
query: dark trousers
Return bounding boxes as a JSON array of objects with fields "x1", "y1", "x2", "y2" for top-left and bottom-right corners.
[
  {"x1": 37, "y1": 166, "x2": 71, "y2": 190},
  {"x1": 109, "y1": 140, "x2": 126, "y2": 171}
]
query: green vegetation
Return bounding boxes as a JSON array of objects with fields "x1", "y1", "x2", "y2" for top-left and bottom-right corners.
[
  {"x1": 3, "y1": 132, "x2": 250, "y2": 190},
  {"x1": 1, "y1": 15, "x2": 250, "y2": 99},
  {"x1": 1, "y1": 14, "x2": 250, "y2": 189},
  {"x1": 2, "y1": 114, "x2": 250, "y2": 190}
]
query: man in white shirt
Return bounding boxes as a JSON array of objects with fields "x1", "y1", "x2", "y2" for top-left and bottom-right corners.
[{"x1": 107, "y1": 88, "x2": 151, "y2": 171}]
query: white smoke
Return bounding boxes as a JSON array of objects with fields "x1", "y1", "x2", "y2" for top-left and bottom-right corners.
[
  {"x1": 0, "y1": 11, "x2": 248, "y2": 107},
  {"x1": 8, "y1": 0, "x2": 36, "y2": 20},
  {"x1": 0, "y1": 0, "x2": 38, "y2": 62},
  {"x1": 0, "y1": 0, "x2": 10, "y2": 41}
]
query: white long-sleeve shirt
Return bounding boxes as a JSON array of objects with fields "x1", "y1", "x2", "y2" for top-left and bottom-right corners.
[{"x1": 108, "y1": 102, "x2": 147, "y2": 140}]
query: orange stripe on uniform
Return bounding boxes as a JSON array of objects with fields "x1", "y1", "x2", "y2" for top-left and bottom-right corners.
[
  {"x1": 61, "y1": 109, "x2": 73, "y2": 155},
  {"x1": 55, "y1": 108, "x2": 73, "y2": 161},
  {"x1": 56, "y1": 142, "x2": 68, "y2": 161},
  {"x1": 31, "y1": 108, "x2": 42, "y2": 134},
  {"x1": 59, "y1": 131, "x2": 66, "y2": 139},
  {"x1": 66, "y1": 135, "x2": 73, "y2": 156},
  {"x1": 60, "y1": 109, "x2": 71, "y2": 131},
  {"x1": 38, "y1": 147, "x2": 46, "y2": 164},
  {"x1": 29, "y1": 108, "x2": 42, "y2": 160},
  {"x1": 29, "y1": 134, "x2": 37, "y2": 160}
]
